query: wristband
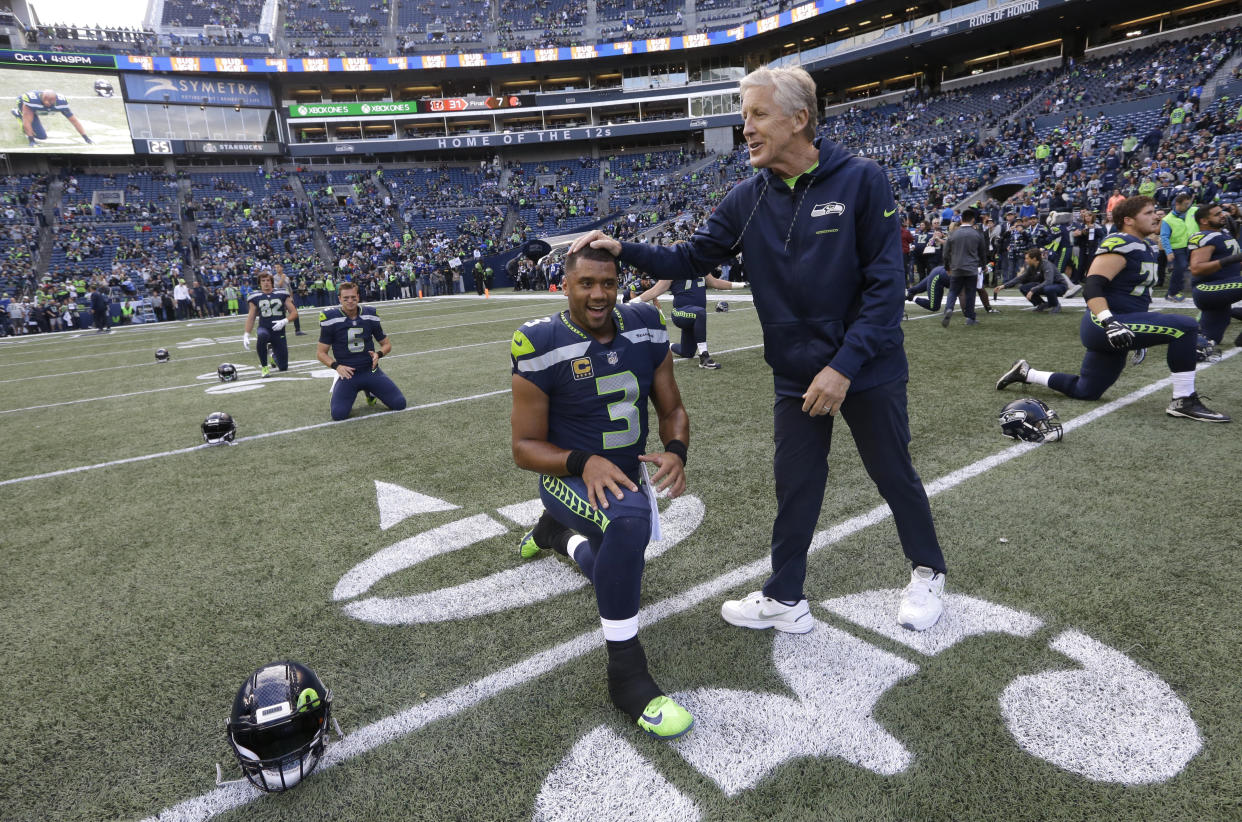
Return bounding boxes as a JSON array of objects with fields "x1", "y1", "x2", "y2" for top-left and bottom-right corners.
[
  {"x1": 329, "y1": 360, "x2": 340, "y2": 369},
  {"x1": 377, "y1": 350, "x2": 385, "y2": 358},
  {"x1": 1094, "y1": 309, "x2": 1113, "y2": 322},
  {"x1": 566, "y1": 449, "x2": 591, "y2": 476},
  {"x1": 664, "y1": 439, "x2": 688, "y2": 466},
  {"x1": 732, "y1": 281, "x2": 746, "y2": 289}
]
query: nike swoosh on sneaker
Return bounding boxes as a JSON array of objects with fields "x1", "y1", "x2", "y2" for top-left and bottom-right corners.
[{"x1": 758, "y1": 608, "x2": 794, "y2": 619}]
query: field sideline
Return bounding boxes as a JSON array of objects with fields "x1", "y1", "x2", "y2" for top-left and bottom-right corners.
[{"x1": 1, "y1": 294, "x2": 1240, "y2": 822}]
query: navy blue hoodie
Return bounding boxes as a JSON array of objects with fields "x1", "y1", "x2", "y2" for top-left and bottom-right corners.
[{"x1": 618, "y1": 138, "x2": 906, "y2": 398}]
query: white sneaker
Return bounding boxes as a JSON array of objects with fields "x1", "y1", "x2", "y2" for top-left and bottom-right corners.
[
  {"x1": 897, "y1": 566, "x2": 945, "y2": 631},
  {"x1": 721, "y1": 591, "x2": 813, "y2": 633}
]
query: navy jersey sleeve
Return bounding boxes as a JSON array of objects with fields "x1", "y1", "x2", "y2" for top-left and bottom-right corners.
[
  {"x1": 317, "y1": 308, "x2": 336, "y2": 346},
  {"x1": 362, "y1": 307, "x2": 386, "y2": 341},
  {"x1": 510, "y1": 314, "x2": 580, "y2": 397},
  {"x1": 627, "y1": 301, "x2": 671, "y2": 369}
]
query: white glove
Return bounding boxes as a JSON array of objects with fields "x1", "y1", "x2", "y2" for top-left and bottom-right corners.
[
  {"x1": 242, "y1": 332, "x2": 251, "y2": 351},
  {"x1": 272, "y1": 319, "x2": 288, "y2": 332}
]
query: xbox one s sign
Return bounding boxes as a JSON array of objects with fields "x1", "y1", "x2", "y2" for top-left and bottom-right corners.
[{"x1": 290, "y1": 101, "x2": 419, "y2": 118}]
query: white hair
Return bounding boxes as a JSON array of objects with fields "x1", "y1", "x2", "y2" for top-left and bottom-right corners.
[{"x1": 739, "y1": 67, "x2": 819, "y2": 140}]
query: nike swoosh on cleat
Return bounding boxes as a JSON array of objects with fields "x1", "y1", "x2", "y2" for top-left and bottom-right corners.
[{"x1": 641, "y1": 711, "x2": 663, "y2": 725}]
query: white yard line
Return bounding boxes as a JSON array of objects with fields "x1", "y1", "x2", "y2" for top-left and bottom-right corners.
[
  {"x1": 0, "y1": 295, "x2": 565, "y2": 360},
  {"x1": 138, "y1": 347, "x2": 1239, "y2": 822},
  {"x1": 0, "y1": 338, "x2": 514, "y2": 414},
  {"x1": 0, "y1": 307, "x2": 569, "y2": 384},
  {"x1": 0, "y1": 389, "x2": 511, "y2": 487}
]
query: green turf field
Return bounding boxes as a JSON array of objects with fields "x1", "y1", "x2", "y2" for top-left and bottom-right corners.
[{"x1": 1, "y1": 295, "x2": 1240, "y2": 822}]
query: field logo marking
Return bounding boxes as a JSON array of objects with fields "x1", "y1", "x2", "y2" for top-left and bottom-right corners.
[
  {"x1": 1000, "y1": 629, "x2": 1202, "y2": 784},
  {"x1": 140, "y1": 351, "x2": 1236, "y2": 820},
  {"x1": 533, "y1": 727, "x2": 701, "y2": 822},
  {"x1": 330, "y1": 482, "x2": 704, "y2": 625}
]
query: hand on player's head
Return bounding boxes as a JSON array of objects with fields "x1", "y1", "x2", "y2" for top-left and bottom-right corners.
[{"x1": 569, "y1": 230, "x2": 620, "y2": 257}]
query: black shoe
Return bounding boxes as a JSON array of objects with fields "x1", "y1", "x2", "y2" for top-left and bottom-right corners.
[
  {"x1": 1033, "y1": 303, "x2": 1048, "y2": 312},
  {"x1": 996, "y1": 359, "x2": 1030, "y2": 390},
  {"x1": 295, "y1": 330, "x2": 307, "y2": 336},
  {"x1": 965, "y1": 318, "x2": 979, "y2": 326},
  {"x1": 1234, "y1": 330, "x2": 1242, "y2": 349},
  {"x1": 698, "y1": 352, "x2": 721, "y2": 369},
  {"x1": 1049, "y1": 306, "x2": 1062, "y2": 314},
  {"x1": 1166, "y1": 392, "x2": 1231, "y2": 423},
  {"x1": 518, "y1": 511, "x2": 575, "y2": 558},
  {"x1": 941, "y1": 309, "x2": 953, "y2": 328}
]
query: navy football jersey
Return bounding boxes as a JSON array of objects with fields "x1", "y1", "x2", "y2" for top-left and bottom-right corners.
[
  {"x1": 1093, "y1": 232, "x2": 1157, "y2": 314},
  {"x1": 318, "y1": 305, "x2": 387, "y2": 368},
  {"x1": 18, "y1": 90, "x2": 72, "y2": 117},
  {"x1": 670, "y1": 275, "x2": 707, "y2": 310},
  {"x1": 247, "y1": 288, "x2": 290, "y2": 330},
  {"x1": 511, "y1": 302, "x2": 670, "y2": 476},
  {"x1": 1188, "y1": 229, "x2": 1241, "y2": 284}
]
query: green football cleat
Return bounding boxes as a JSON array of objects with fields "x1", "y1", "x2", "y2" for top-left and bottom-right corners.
[
  {"x1": 365, "y1": 390, "x2": 378, "y2": 407},
  {"x1": 260, "y1": 365, "x2": 270, "y2": 377},
  {"x1": 636, "y1": 695, "x2": 694, "y2": 740},
  {"x1": 518, "y1": 528, "x2": 540, "y2": 559}
]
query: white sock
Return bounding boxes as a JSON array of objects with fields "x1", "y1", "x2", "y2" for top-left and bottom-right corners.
[
  {"x1": 567, "y1": 535, "x2": 587, "y2": 562},
  {"x1": 696, "y1": 342, "x2": 708, "y2": 356},
  {"x1": 600, "y1": 615, "x2": 638, "y2": 642},
  {"x1": 1171, "y1": 371, "x2": 1196, "y2": 399},
  {"x1": 1027, "y1": 368, "x2": 1053, "y2": 387}
]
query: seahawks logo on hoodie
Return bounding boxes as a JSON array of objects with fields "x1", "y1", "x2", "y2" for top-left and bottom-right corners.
[{"x1": 810, "y1": 202, "x2": 846, "y2": 218}]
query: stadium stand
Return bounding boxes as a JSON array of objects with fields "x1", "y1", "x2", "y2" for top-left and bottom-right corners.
[{"x1": 5, "y1": 4, "x2": 1242, "y2": 329}]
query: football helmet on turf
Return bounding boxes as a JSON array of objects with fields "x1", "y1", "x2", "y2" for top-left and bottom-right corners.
[
  {"x1": 94, "y1": 79, "x2": 114, "y2": 97},
  {"x1": 715, "y1": 301, "x2": 729, "y2": 312},
  {"x1": 999, "y1": 398, "x2": 1063, "y2": 443},
  {"x1": 201, "y1": 412, "x2": 236, "y2": 445},
  {"x1": 1196, "y1": 334, "x2": 1219, "y2": 363},
  {"x1": 217, "y1": 363, "x2": 238, "y2": 382},
  {"x1": 226, "y1": 661, "x2": 334, "y2": 792},
  {"x1": 155, "y1": 348, "x2": 171, "y2": 363}
]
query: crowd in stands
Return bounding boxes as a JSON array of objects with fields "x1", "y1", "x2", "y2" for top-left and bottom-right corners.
[
  {"x1": 161, "y1": 0, "x2": 265, "y2": 29},
  {"x1": 398, "y1": 0, "x2": 487, "y2": 49},
  {"x1": 6, "y1": 21, "x2": 1242, "y2": 335},
  {"x1": 27, "y1": 23, "x2": 157, "y2": 49},
  {"x1": 285, "y1": 0, "x2": 386, "y2": 57},
  {"x1": 496, "y1": 0, "x2": 587, "y2": 50}
]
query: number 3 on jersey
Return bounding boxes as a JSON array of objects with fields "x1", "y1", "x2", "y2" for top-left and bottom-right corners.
[{"x1": 597, "y1": 371, "x2": 640, "y2": 449}]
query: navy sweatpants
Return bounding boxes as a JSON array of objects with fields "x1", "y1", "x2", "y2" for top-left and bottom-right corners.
[
  {"x1": 943, "y1": 273, "x2": 977, "y2": 320},
  {"x1": 670, "y1": 305, "x2": 705, "y2": 357},
  {"x1": 538, "y1": 471, "x2": 652, "y2": 622},
  {"x1": 256, "y1": 327, "x2": 289, "y2": 371},
  {"x1": 1047, "y1": 310, "x2": 1199, "y2": 400},
  {"x1": 1192, "y1": 278, "x2": 1242, "y2": 343},
  {"x1": 329, "y1": 366, "x2": 406, "y2": 420},
  {"x1": 765, "y1": 379, "x2": 945, "y2": 602}
]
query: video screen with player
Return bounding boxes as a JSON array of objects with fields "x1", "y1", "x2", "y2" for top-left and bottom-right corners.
[{"x1": 0, "y1": 67, "x2": 134, "y2": 155}]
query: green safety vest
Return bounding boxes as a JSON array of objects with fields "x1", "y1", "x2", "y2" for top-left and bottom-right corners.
[{"x1": 1162, "y1": 209, "x2": 1195, "y2": 250}]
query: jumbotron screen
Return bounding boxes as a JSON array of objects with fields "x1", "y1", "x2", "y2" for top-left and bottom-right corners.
[{"x1": 0, "y1": 67, "x2": 134, "y2": 155}]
